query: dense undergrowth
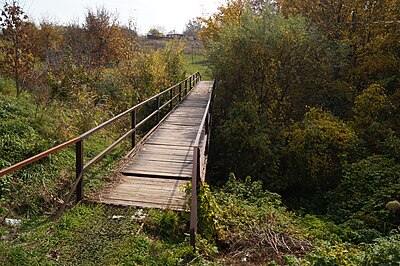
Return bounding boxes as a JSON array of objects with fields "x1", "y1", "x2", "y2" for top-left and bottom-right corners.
[
  {"x1": 2, "y1": 175, "x2": 399, "y2": 265},
  {"x1": 204, "y1": 0, "x2": 399, "y2": 258},
  {"x1": 0, "y1": 89, "x2": 131, "y2": 217}
]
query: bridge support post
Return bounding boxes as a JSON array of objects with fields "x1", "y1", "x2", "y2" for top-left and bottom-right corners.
[
  {"x1": 205, "y1": 113, "x2": 210, "y2": 154},
  {"x1": 131, "y1": 110, "x2": 136, "y2": 149},
  {"x1": 179, "y1": 83, "x2": 182, "y2": 102},
  {"x1": 169, "y1": 88, "x2": 173, "y2": 110},
  {"x1": 156, "y1": 96, "x2": 161, "y2": 122},
  {"x1": 76, "y1": 140, "x2": 84, "y2": 203},
  {"x1": 190, "y1": 147, "x2": 200, "y2": 249}
]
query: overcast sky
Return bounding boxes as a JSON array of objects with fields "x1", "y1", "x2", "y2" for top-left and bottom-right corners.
[{"x1": 16, "y1": 0, "x2": 222, "y2": 35}]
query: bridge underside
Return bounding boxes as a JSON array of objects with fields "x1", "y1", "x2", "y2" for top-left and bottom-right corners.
[{"x1": 95, "y1": 81, "x2": 212, "y2": 211}]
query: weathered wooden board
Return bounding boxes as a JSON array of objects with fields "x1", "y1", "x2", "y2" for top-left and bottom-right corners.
[{"x1": 98, "y1": 81, "x2": 213, "y2": 210}]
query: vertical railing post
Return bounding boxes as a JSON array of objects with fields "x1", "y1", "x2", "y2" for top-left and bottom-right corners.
[
  {"x1": 156, "y1": 95, "x2": 161, "y2": 122},
  {"x1": 76, "y1": 140, "x2": 84, "y2": 203},
  {"x1": 205, "y1": 113, "x2": 209, "y2": 135},
  {"x1": 190, "y1": 146, "x2": 200, "y2": 249},
  {"x1": 189, "y1": 76, "x2": 192, "y2": 90},
  {"x1": 169, "y1": 88, "x2": 173, "y2": 111},
  {"x1": 131, "y1": 109, "x2": 136, "y2": 149},
  {"x1": 205, "y1": 112, "x2": 211, "y2": 156},
  {"x1": 185, "y1": 79, "x2": 188, "y2": 95},
  {"x1": 178, "y1": 83, "x2": 182, "y2": 102}
]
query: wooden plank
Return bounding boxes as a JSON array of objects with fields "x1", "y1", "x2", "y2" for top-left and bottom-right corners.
[
  {"x1": 103, "y1": 184, "x2": 187, "y2": 196},
  {"x1": 120, "y1": 176, "x2": 189, "y2": 185},
  {"x1": 146, "y1": 138, "x2": 194, "y2": 145},
  {"x1": 102, "y1": 188, "x2": 187, "y2": 199},
  {"x1": 156, "y1": 126, "x2": 198, "y2": 131},
  {"x1": 121, "y1": 169, "x2": 191, "y2": 179},
  {"x1": 113, "y1": 183, "x2": 187, "y2": 193},
  {"x1": 124, "y1": 167, "x2": 192, "y2": 176},
  {"x1": 98, "y1": 198, "x2": 188, "y2": 210},
  {"x1": 101, "y1": 196, "x2": 187, "y2": 207},
  {"x1": 100, "y1": 197, "x2": 187, "y2": 207},
  {"x1": 141, "y1": 143, "x2": 193, "y2": 151},
  {"x1": 138, "y1": 150, "x2": 192, "y2": 158},
  {"x1": 115, "y1": 176, "x2": 188, "y2": 186},
  {"x1": 128, "y1": 157, "x2": 193, "y2": 165},
  {"x1": 150, "y1": 132, "x2": 198, "y2": 140},
  {"x1": 133, "y1": 156, "x2": 192, "y2": 164},
  {"x1": 153, "y1": 128, "x2": 198, "y2": 134},
  {"x1": 123, "y1": 166, "x2": 192, "y2": 175},
  {"x1": 104, "y1": 190, "x2": 187, "y2": 201},
  {"x1": 145, "y1": 140, "x2": 194, "y2": 147}
]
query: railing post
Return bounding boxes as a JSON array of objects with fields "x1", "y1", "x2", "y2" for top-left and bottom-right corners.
[
  {"x1": 185, "y1": 79, "x2": 188, "y2": 95},
  {"x1": 76, "y1": 140, "x2": 84, "y2": 203},
  {"x1": 179, "y1": 83, "x2": 182, "y2": 102},
  {"x1": 169, "y1": 88, "x2": 173, "y2": 111},
  {"x1": 189, "y1": 76, "x2": 192, "y2": 90},
  {"x1": 131, "y1": 109, "x2": 136, "y2": 149},
  {"x1": 190, "y1": 146, "x2": 200, "y2": 249},
  {"x1": 205, "y1": 112, "x2": 211, "y2": 155},
  {"x1": 205, "y1": 113, "x2": 209, "y2": 135},
  {"x1": 157, "y1": 95, "x2": 161, "y2": 122}
]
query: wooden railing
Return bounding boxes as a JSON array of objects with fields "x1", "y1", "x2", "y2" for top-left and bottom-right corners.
[
  {"x1": 0, "y1": 72, "x2": 201, "y2": 217},
  {"x1": 190, "y1": 80, "x2": 215, "y2": 248}
]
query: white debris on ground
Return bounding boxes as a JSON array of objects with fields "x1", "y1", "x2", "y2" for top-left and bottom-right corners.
[
  {"x1": 131, "y1": 209, "x2": 147, "y2": 221},
  {"x1": 111, "y1": 215, "x2": 124, "y2": 220},
  {"x1": 4, "y1": 218, "x2": 21, "y2": 226}
]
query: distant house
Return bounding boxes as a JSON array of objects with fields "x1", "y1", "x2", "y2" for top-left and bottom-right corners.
[
  {"x1": 147, "y1": 34, "x2": 165, "y2": 40},
  {"x1": 146, "y1": 33, "x2": 183, "y2": 40},
  {"x1": 166, "y1": 33, "x2": 183, "y2": 39}
]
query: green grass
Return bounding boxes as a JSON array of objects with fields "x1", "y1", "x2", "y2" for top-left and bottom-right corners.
[
  {"x1": 183, "y1": 52, "x2": 212, "y2": 81},
  {"x1": 0, "y1": 204, "x2": 207, "y2": 265}
]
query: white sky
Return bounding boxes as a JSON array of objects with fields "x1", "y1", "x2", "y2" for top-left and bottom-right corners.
[{"x1": 16, "y1": 0, "x2": 222, "y2": 35}]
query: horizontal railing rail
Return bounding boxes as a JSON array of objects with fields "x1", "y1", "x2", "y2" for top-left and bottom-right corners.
[
  {"x1": 190, "y1": 80, "x2": 216, "y2": 248},
  {"x1": 0, "y1": 72, "x2": 201, "y2": 217}
]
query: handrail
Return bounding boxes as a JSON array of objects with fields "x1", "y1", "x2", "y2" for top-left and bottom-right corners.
[
  {"x1": 0, "y1": 72, "x2": 201, "y2": 216},
  {"x1": 190, "y1": 80, "x2": 215, "y2": 248}
]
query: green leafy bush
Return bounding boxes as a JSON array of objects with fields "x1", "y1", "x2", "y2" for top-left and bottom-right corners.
[
  {"x1": 285, "y1": 107, "x2": 358, "y2": 194},
  {"x1": 328, "y1": 156, "x2": 400, "y2": 240},
  {"x1": 361, "y1": 231, "x2": 400, "y2": 265}
]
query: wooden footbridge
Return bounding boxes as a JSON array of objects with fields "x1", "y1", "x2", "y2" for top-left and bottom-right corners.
[
  {"x1": 97, "y1": 80, "x2": 213, "y2": 211},
  {"x1": 0, "y1": 72, "x2": 214, "y2": 247}
]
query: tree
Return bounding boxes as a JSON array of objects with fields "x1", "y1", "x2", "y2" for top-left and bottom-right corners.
[
  {"x1": 0, "y1": 0, "x2": 34, "y2": 95},
  {"x1": 352, "y1": 84, "x2": 396, "y2": 153},
  {"x1": 27, "y1": 20, "x2": 64, "y2": 66},
  {"x1": 84, "y1": 7, "x2": 121, "y2": 68},
  {"x1": 277, "y1": 0, "x2": 400, "y2": 92},
  {"x1": 199, "y1": 0, "x2": 246, "y2": 45},
  {"x1": 148, "y1": 27, "x2": 163, "y2": 37},
  {"x1": 285, "y1": 108, "x2": 357, "y2": 194},
  {"x1": 183, "y1": 18, "x2": 202, "y2": 39}
]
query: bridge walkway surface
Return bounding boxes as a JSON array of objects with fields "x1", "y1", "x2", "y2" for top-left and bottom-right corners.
[{"x1": 95, "y1": 81, "x2": 213, "y2": 210}]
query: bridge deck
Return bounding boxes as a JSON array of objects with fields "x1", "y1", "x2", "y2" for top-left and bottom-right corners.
[{"x1": 96, "y1": 81, "x2": 213, "y2": 210}]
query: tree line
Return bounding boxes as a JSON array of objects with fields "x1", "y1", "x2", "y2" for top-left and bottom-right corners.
[
  {"x1": 202, "y1": 0, "x2": 399, "y2": 242},
  {"x1": 0, "y1": 1, "x2": 185, "y2": 111}
]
